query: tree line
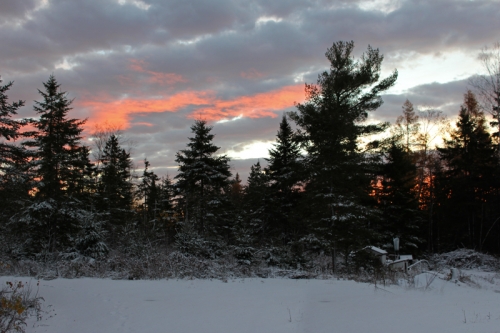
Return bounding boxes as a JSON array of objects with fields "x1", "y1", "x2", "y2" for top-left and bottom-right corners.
[{"x1": 1, "y1": 41, "x2": 500, "y2": 272}]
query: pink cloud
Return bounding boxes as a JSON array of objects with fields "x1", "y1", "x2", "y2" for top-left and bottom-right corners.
[
  {"x1": 78, "y1": 85, "x2": 305, "y2": 129},
  {"x1": 129, "y1": 59, "x2": 187, "y2": 85}
]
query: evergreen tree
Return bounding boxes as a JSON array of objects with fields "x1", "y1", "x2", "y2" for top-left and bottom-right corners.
[
  {"x1": 436, "y1": 91, "x2": 500, "y2": 252},
  {"x1": 289, "y1": 41, "x2": 398, "y2": 272},
  {"x1": 376, "y1": 140, "x2": 422, "y2": 253},
  {"x1": 243, "y1": 161, "x2": 270, "y2": 244},
  {"x1": 229, "y1": 173, "x2": 244, "y2": 208},
  {"x1": 157, "y1": 175, "x2": 177, "y2": 245},
  {"x1": 470, "y1": 42, "x2": 500, "y2": 154},
  {"x1": 410, "y1": 109, "x2": 447, "y2": 251},
  {"x1": 175, "y1": 120, "x2": 232, "y2": 238},
  {"x1": 0, "y1": 77, "x2": 29, "y2": 254},
  {"x1": 14, "y1": 76, "x2": 93, "y2": 255},
  {"x1": 66, "y1": 145, "x2": 95, "y2": 203},
  {"x1": 138, "y1": 158, "x2": 160, "y2": 224},
  {"x1": 265, "y1": 115, "x2": 303, "y2": 242},
  {"x1": 23, "y1": 75, "x2": 88, "y2": 200},
  {"x1": 97, "y1": 134, "x2": 134, "y2": 227},
  {"x1": 0, "y1": 77, "x2": 24, "y2": 169}
]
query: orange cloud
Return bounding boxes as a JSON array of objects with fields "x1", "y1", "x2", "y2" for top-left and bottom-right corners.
[
  {"x1": 195, "y1": 84, "x2": 304, "y2": 121},
  {"x1": 78, "y1": 85, "x2": 305, "y2": 130},
  {"x1": 129, "y1": 59, "x2": 187, "y2": 85},
  {"x1": 80, "y1": 90, "x2": 213, "y2": 129}
]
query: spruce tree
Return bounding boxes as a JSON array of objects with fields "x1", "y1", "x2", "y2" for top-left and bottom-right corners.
[
  {"x1": 175, "y1": 120, "x2": 232, "y2": 238},
  {"x1": 15, "y1": 76, "x2": 95, "y2": 255},
  {"x1": 97, "y1": 134, "x2": 134, "y2": 227},
  {"x1": 23, "y1": 75, "x2": 88, "y2": 199},
  {"x1": 289, "y1": 41, "x2": 398, "y2": 272},
  {"x1": 265, "y1": 115, "x2": 303, "y2": 242}
]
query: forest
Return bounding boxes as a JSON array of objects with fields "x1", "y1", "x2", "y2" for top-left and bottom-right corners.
[{"x1": 1, "y1": 41, "x2": 500, "y2": 275}]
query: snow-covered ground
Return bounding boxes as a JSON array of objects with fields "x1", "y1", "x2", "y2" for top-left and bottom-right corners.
[{"x1": 3, "y1": 270, "x2": 500, "y2": 333}]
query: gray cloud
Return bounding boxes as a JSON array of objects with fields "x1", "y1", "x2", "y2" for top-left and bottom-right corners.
[
  {"x1": 2, "y1": 0, "x2": 500, "y2": 182},
  {"x1": 0, "y1": 0, "x2": 38, "y2": 21},
  {"x1": 376, "y1": 79, "x2": 472, "y2": 124}
]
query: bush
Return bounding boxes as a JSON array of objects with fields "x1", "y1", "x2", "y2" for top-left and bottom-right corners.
[{"x1": 0, "y1": 280, "x2": 43, "y2": 333}]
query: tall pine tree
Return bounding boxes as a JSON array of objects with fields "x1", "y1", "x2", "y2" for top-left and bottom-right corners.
[
  {"x1": 289, "y1": 41, "x2": 398, "y2": 272},
  {"x1": 15, "y1": 76, "x2": 94, "y2": 255},
  {"x1": 23, "y1": 75, "x2": 88, "y2": 199},
  {"x1": 436, "y1": 91, "x2": 500, "y2": 252}
]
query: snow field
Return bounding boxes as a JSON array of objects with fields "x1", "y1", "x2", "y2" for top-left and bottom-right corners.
[{"x1": 2, "y1": 273, "x2": 500, "y2": 333}]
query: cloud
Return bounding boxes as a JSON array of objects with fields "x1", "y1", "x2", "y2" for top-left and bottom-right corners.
[
  {"x1": 240, "y1": 69, "x2": 266, "y2": 80},
  {"x1": 0, "y1": 0, "x2": 38, "y2": 21},
  {"x1": 79, "y1": 90, "x2": 213, "y2": 129},
  {"x1": 192, "y1": 84, "x2": 304, "y2": 120},
  {"x1": 376, "y1": 78, "x2": 471, "y2": 123},
  {"x1": 78, "y1": 84, "x2": 304, "y2": 129},
  {"x1": 3, "y1": 0, "x2": 500, "y2": 181},
  {"x1": 128, "y1": 59, "x2": 187, "y2": 85}
]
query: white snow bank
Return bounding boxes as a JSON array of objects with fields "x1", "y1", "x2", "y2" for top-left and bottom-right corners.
[
  {"x1": 430, "y1": 249, "x2": 500, "y2": 271},
  {"x1": 2, "y1": 274, "x2": 500, "y2": 333}
]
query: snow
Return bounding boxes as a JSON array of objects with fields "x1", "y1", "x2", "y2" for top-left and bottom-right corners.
[
  {"x1": 3, "y1": 271, "x2": 500, "y2": 333},
  {"x1": 366, "y1": 246, "x2": 388, "y2": 255}
]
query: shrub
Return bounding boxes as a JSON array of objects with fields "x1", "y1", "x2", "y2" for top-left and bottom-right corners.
[{"x1": 0, "y1": 280, "x2": 43, "y2": 333}]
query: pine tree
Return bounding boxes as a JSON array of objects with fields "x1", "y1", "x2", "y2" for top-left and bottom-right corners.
[
  {"x1": 243, "y1": 161, "x2": 270, "y2": 243},
  {"x1": 138, "y1": 158, "x2": 160, "y2": 223},
  {"x1": 0, "y1": 77, "x2": 25, "y2": 169},
  {"x1": 175, "y1": 120, "x2": 232, "y2": 238},
  {"x1": 14, "y1": 76, "x2": 93, "y2": 255},
  {"x1": 229, "y1": 173, "x2": 244, "y2": 208},
  {"x1": 66, "y1": 145, "x2": 95, "y2": 203},
  {"x1": 0, "y1": 77, "x2": 29, "y2": 253},
  {"x1": 157, "y1": 175, "x2": 177, "y2": 245},
  {"x1": 265, "y1": 115, "x2": 303, "y2": 242},
  {"x1": 23, "y1": 75, "x2": 88, "y2": 200},
  {"x1": 436, "y1": 91, "x2": 499, "y2": 251},
  {"x1": 289, "y1": 41, "x2": 398, "y2": 272},
  {"x1": 97, "y1": 134, "x2": 134, "y2": 227},
  {"x1": 0, "y1": 77, "x2": 27, "y2": 191},
  {"x1": 376, "y1": 140, "x2": 422, "y2": 253}
]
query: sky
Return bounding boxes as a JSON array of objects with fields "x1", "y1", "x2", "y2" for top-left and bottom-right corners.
[{"x1": 1, "y1": 0, "x2": 500, "y2": 181}]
